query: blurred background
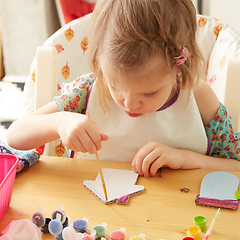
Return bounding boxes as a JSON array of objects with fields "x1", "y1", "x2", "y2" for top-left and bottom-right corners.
[{"x1": 0, "y1": 0, "x2": 239, "y2": 144}]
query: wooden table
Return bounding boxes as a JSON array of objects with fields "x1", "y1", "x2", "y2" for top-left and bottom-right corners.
[{"x1": 0, "y1": 156, "x2": 239, "y2": 239}]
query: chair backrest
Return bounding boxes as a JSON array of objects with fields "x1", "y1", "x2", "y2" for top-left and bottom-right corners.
[
  {"x1": 196, "y1": 14, "x2": 240, "y2": 131},
  {"x1": 23, "y1": 14, "x2": 240, "y2": 156}
]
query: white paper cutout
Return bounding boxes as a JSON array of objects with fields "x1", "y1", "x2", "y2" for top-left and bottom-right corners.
[
  {"x1": 199, "y1": 171, "x2": 239, "y2": 200},
  {"x1": 83, "y1": 168, "x2": 144, "y2": 204}
]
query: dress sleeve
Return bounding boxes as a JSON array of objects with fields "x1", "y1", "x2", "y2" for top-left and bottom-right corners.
[
  {"x1": 205, "y1": 103, "x2": 240, "y2": 160},
  {"x1": 54, "y1": 73, "x2": 95, "y2": 113}
]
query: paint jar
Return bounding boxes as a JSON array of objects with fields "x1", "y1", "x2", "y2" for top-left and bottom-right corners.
[
  {"x1": 110, "y1": 227, "x2": 126, "y2": 240},
  {"x1": 187, "y1": 226, "x2": 202, "y2": 240},
  {"x1": 193, "y1": 216, "x2": 207, "y2": 232},
  {"x1": 32, "y1": 206, "x2": 50, "y2": 233},
  {"x1": 82, "y1": 229, "x2": 97, "y2": 240},
  {"x1": 62, "y1": 220, "x2": 84, "y2": 240},
  {"x1": 91, "y1": 223, "x2": 107, "y2": 240},
  {"x1": 82, "y1": 235, "x2": 96, "y2": 240},
  {"x1": 51, "y1": 203, "x2": 67, "y2": 225},
  {"x1": 182, "y1": 237, "x2": 195, "y2": 240},
  {"x1": 129, "y1": 233, "x2": 145, "y2": 240},
  {"x1": 73, "y1": 217, "x2": 89, "y2": 233},
  {"x1": 48, "y1": 213, "x2": 63, "y2": 239}
]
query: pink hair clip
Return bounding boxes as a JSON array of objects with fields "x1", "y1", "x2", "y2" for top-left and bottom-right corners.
[{"x1": 174, "y1": 46, "x2": 189, "y2": 69}]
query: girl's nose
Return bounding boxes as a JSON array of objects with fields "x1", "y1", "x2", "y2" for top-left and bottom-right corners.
[{"x1": 122, "y1": 93, "x2": 141, "y2": 110}]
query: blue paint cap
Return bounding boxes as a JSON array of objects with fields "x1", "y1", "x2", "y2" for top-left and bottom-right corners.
[
  {"x1": 73, "y1": 217, "x2": 89, "y2": 233},
  {"x1": 49, "y1": 213, "x2": 63, "y2": 237}
]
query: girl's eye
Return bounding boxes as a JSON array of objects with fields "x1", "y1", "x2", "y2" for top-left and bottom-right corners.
[{"x1": 143, "y1": 91, "x2": 158, "y2": 97}]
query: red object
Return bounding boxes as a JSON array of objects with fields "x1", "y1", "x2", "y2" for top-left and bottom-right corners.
[
  {"x1": 36, "y1": 144, "x2": 45, "y2": 155},
  {"x1": 0, "y1": 154, "x2": 19, "y2": 221},
  {"x1": 59, "y1": 0, "x2": 96, "y2": 24}
]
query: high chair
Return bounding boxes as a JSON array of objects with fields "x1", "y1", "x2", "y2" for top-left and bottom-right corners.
[{"x1": 23, "y1": 14, "x2": 240, "y2": 156}]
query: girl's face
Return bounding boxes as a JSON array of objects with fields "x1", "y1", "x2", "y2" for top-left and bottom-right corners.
[{"x1": 101, "y1": 56, "x2": 178, "y2": 117}]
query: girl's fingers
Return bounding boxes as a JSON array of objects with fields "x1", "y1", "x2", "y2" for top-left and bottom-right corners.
[
  {"x1": 132, "y1": 143, "x2": 154, "y2": 176},
  {"x1": 141, "y1": 148, "x2": 164, "y2": 177}
]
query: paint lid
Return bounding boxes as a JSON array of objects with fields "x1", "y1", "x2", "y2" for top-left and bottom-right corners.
[
  {"x1": 51, "y1": 203, "x2": 67, "y2": 224},
  {"x1": 110, "y1": 228, "x2": 126, "y2": 240},
  {"x1": 62, "y1": 220, "x2": 78, "y2": 240},
  {"x1": 129, "y1": 233, "x2": 145, "y2": 240},
  {"x1": 193, "y1": 216, "x2": 207, "y2": 231},
  {"x1": 49, "y1": 213, "x2": 63, "y2": 237},
  {"x1": 32, "y1": 206, "x2": 45, "y2": 228},
  {"x1": 73, "y1": 217, "x2": 89, "y2": 232},
  {"x1": 187, "y1": 226, "x2": 201, "y2": 237},
  {"x1": 91, "y1": 223, "x2": 107, "y2": 236}
]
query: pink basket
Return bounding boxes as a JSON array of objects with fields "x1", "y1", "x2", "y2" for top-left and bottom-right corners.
[{"x1": 0, "y1": 154, "x2": 19, "y2": 221}]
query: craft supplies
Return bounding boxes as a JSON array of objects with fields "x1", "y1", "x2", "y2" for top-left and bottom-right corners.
[
  {"x1": 48, "y1": 213, "x2": 64, "y2": 239},
  {"x1": 186, "y1": 226, "x2": 202, "y2": 240},
  {"x1": 116, "y1": 194, "x2": 130, "y2": 205},
  {"x1": 32, "y1": 206, "x2": 50, "y2": 233},
  {"x1": 109, "y1": 228, "x2": 126, "y2": 240},
  {"x1": 195, "y1": 172, "x2": 239, "y2": 210},
  {"x1": 193, "y1": 216, "x2": 207, "y2": 232},
  {"x1": 182, "y1": 237, "x2": 194, "y2": 240},
  {"x1": 129, "y1": 233, "x2": 145, "y2": 240},
  {"x1": 86, "y1": 110, "x2": 108, "y2": 201},
  {"x1": 82, "y1": 229, "x2": 97, "y2": 240},
  {"x1": 73, "y1": 217, "x2": 89, "y2": 233},
  {"x1": 83, "y1": 168, "x2": 144, "y2": 204},
  {"x1": 52, "y1": 203, "x2": 68, "y2": 225},
  {"x1": 91, "y1": 222, "x2": 107, "y2": 240},
  {"x1": 62, "y1": 220, "x2": 84, "y2": 240},
  {"x1": 203, "y1": 208, "x2": 221, "y2": 240}
]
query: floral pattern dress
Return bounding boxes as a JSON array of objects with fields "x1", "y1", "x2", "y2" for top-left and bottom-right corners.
[{"x1": 55, "y1": 73, "x2": 240, "y2": 160}]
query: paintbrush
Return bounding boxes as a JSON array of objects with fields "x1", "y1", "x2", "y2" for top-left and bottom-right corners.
[
  {"x1": 203, "y1": 208, "x2": 221, "y2": 240},
  {"x1": 86, "y1": 110, "x2": 108, "y2": 201}
]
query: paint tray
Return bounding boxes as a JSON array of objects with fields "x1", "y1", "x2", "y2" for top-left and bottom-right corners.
[
  {"x1": 0, "y1": 154, "x2": 19, "y2": 221},
  {"x1": 195, "y1": 171, "x2": 239, "y2": 210}
]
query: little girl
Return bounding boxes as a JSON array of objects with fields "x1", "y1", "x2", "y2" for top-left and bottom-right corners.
[{"x1": 7, "y1": 0, "x2": 240, "y2": 177}]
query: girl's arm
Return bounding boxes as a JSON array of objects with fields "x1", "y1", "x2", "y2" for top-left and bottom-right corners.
[
  {"x1": 132, "y1": 80, "x2": 240, "y2": 177},
  {"x1": 7, "y1": 101, "x2": 108, "y2": 153},
  {"x1": 7, "y1": 101, "x2": 61, "y2": 150}
]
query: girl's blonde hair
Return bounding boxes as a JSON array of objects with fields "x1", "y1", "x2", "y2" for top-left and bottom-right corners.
[{"x1": 87, "y1": 0, "x2": 203, "y2": 111}]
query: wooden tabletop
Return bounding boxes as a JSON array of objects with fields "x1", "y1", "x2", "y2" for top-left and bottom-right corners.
[{"x1": 0, "y1": 156, "x2": 239, "y2": 239}]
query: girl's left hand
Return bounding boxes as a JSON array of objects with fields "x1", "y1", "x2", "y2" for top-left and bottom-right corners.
[{"x1": 132, "y1": 141, "x2": 186, "y2": 177}]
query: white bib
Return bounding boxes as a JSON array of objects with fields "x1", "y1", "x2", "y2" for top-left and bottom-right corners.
[{"x1": 81, "y1": 83, "x2": 208, "y2": 162}]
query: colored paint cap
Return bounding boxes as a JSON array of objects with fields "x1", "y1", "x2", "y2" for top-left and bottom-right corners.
[
  {"x1": 82, "y1": 229, "x2": 97, "y2": 240},
  {"x1": 182, "y1": 237, "x2": 194, "y2": 240},
  {"x1": 32, "y1": 206, "x2": 45, "y2": 228},
  {"x1": 187, "y1": 226, "x2": 202, "y2": 240},
  {"x1": 110, "y1": 227, "x2": 126, "y2": 240},
  {"x1": 51, "y1": 203, "x2": 67, "y2": 225},
  {"x1": 91, "y1": 223, "x2": 107, "y2": 239},
  {"x1": 32, "y1": 206, "x2": 50, "y2": 234},
  {"x1": 73, "y1": 217, "x2": 89, "y2": 233},
  {"x1": 129, "y1": 233, "x2": 145, "y2": 240},
  {"x1": 62, "y1": 220, "x2": 84, "y2": 240},
  {"x1": 49, "y1": 213, "x2": 63, "y2": 237},
  {"x1": 193, "y1": 216, "x2": 207, "y2": 231}
]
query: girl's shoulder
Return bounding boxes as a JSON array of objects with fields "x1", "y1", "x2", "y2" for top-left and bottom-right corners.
[
  {"x1": 61, "y1": 73, "x2": 96, "y2": 94},
  {"x1": 55, "y1": 73, "x2": 96, "y2": 113},
  {"x1": 193, "y1": 80, "x2": 220, "y2": 126}
]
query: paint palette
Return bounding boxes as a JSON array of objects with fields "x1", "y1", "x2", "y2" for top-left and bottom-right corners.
[{"x1": 195, "y1": 171, "x2": 240, "y2": 210}]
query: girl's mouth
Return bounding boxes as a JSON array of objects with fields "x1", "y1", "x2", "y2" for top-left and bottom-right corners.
[{"x1": 125, "y1": 111, "x2": 142, "y2": 117}]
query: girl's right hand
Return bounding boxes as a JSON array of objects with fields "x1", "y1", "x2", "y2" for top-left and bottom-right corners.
[{"x1": 57, "y1": 112, "x2": 109, "y2": 154}]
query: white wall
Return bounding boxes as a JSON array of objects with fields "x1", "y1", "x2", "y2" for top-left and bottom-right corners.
[
  {"x1": 0, "y1": 0, "x2": 60, "y2": 81},
  {"x1": 202, "y1": 0, "x2": 240, "y2": 35}
]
